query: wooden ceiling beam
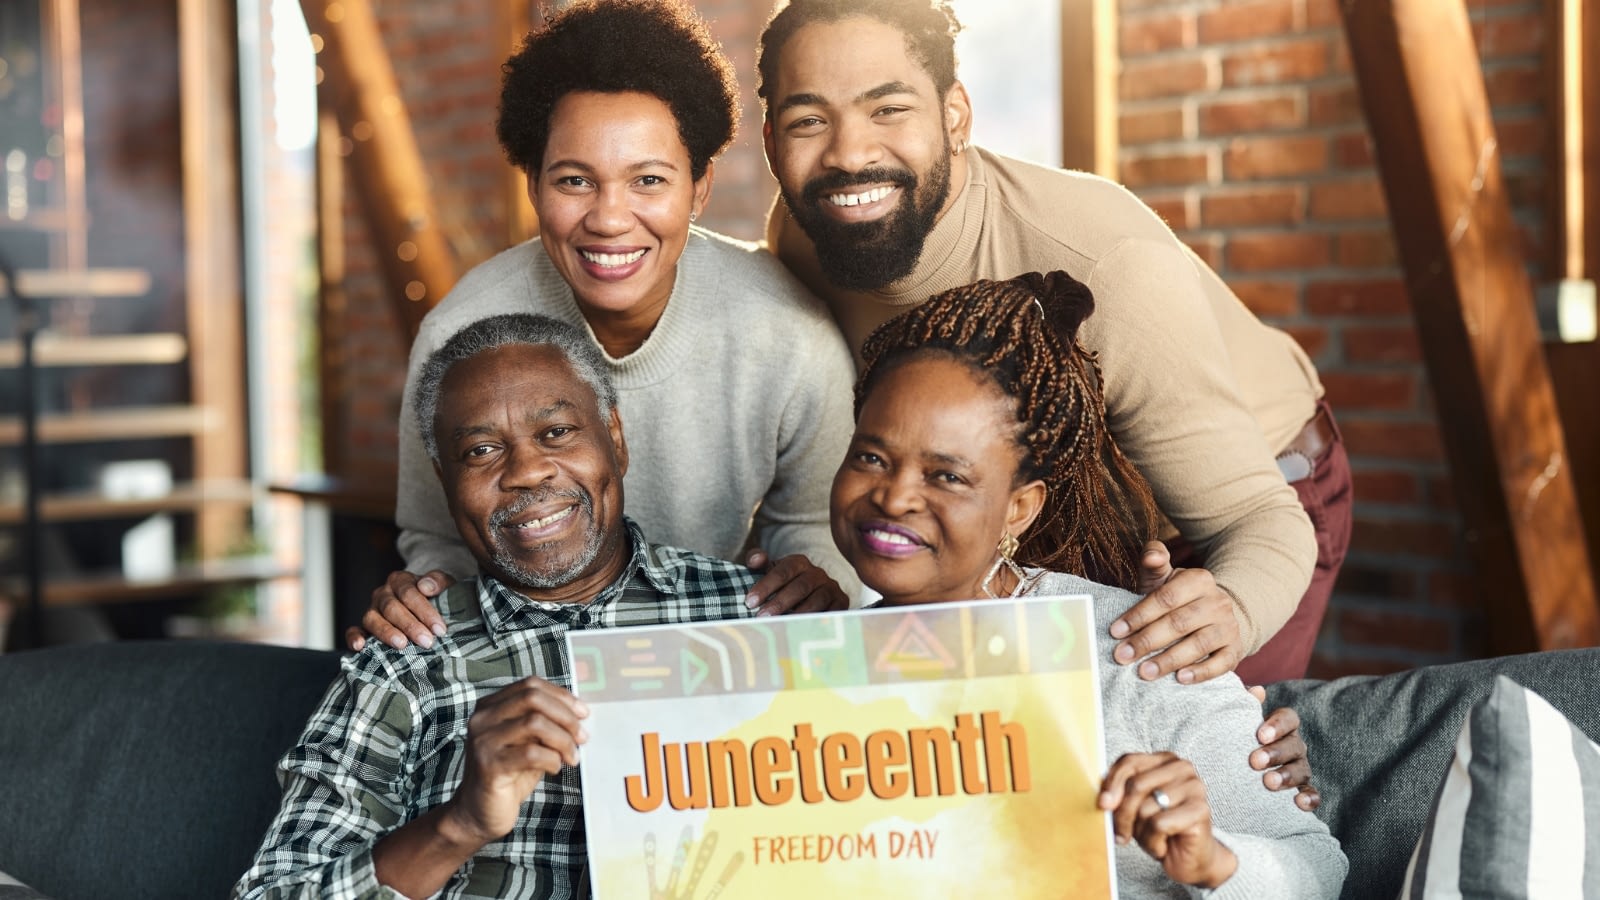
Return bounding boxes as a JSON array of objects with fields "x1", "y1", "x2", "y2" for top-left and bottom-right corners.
[
  {"x1": 301, "y1": 0, "x2": 457, "y2": 341},
  {"x1": 1339, "y1": 0, "x2": 1600, "y2": 651}
]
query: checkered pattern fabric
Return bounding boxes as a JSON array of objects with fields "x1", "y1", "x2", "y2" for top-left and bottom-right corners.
[{"x1": 233, "y1": 520, "x2": 757, "y2": 899}]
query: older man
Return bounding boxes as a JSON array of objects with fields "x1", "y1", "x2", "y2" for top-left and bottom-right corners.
[
  {"x1": 235, "y1": 314, "x2": 758, "y2": 898},
  {"x1": 758, "y1": 0, "x2": 1351, "y2": 690}
]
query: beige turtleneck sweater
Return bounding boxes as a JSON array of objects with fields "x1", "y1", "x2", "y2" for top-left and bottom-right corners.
[{"x1": 767, "y1": 147, "x2": 1321, "y2": 653}]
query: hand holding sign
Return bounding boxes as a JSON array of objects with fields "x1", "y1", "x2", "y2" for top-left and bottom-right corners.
[{"x1": 445, "y1": 676, "x2": 591, "y2": 845}]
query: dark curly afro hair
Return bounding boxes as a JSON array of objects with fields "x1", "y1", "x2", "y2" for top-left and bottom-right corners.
[{"x1": 497, "y1": 0, "x2": 738, "y2": 181}]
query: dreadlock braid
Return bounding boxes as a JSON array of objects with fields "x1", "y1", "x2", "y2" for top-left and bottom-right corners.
[{"x1": 855, "y1": 272, "x2": 1161, "y2": 591}]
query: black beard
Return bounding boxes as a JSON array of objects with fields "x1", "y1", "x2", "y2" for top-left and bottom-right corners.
[{"x1": 782, "y1": 154, "x2": 952, "y2": 292}]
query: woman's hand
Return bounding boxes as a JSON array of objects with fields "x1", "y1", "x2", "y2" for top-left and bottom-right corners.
[
  {"x1": 742, "y1": 550, "x2": 849, "y2": 615},
  {"x1": 1099, "y1": 751, "x2": 1237, "y2": 890},
  {"x1": 1112, "y1": 542, "x2": 1243, "y2": 684},
  {"x1": 344, "y1": 569, "x2": 456, "y2": 652},
  {"x1": 1246, "y1": 686, "x2": 1321, "y2": 811}
]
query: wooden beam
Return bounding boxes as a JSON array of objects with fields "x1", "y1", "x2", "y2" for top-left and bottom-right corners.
[
  {"x1": 315, "y1": 103, "x2": 348, "y2": 476},
  {"x1": 1059, "y1": 0, "x2": 1118, "y2": 177},
  {"x1": 499, "y1": 0, "x2": 536, "y2": 247},
  {"x1": 1341, "y1": 0, "x2": 1600, "y2": 651},
  {"x1": 178, "y1": 0, "x2": 249, "y2": 559},
  {"x1": 301, "y1": 0, "x2": 458, "y2": 340},
  {"x1": 1584, "y1": 0, "x2": 1600, "y2": 278}
]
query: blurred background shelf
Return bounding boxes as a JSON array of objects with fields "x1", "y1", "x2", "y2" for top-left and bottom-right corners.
[
  {"x1": 1, "y1": 556, "x2": 295, "y2": 608},
  {"x1": 0, "y1": 478, "x2": 257, "y2": 525},
  {"x1": 0, "y1": 333, "x2": 187, "y2": 367}
]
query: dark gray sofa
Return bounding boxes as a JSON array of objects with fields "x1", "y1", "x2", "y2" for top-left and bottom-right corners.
[{"x1": 0, "y1": 639, "x2": 1595, "y2": 900}]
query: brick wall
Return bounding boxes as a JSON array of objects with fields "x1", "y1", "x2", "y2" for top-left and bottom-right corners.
[{"x1": 1117, "y1": 0, "x2": 1553, "y2": 675}]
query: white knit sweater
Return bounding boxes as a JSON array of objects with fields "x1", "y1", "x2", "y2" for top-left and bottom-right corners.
[{"x1": 396, "y1": 227, "x2": 861, "y2": 595}]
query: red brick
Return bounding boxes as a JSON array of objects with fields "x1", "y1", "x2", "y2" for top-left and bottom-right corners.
[
  {"x1": 1121, "y1": 57, "x2": 1212, "y2": 101},
  {"x1": 1198, "y1": 93, "x2": 1304, "y2": 135},
  {"x1": 1143, "y1": 191, "x2": 1194, "y2": 230},
  {"x1": 1308, "y1": 84, "x2": 1364, "y2": 126},
  {"x1": 1181, "y1": 233, "x2": 1223, "y2": 269},
  {"x1": 1306, "y1": 0, "x2": 1342, "y2": 29},
  {"x1": 1221, "y1": 39, "x2": 1330, "y2": 87},
  {"x1": 1198, "y1": 0, "x2": 1298, "y2": 43},
  {"x1": 1307, "y1": 653, "x2": 1418, "y2": 679},
  {"x1": 1483, "y1": 63, "x2": 1543, "y2": 107},
  {"x1": 1121, "y1": 11, "x2": 1193, "y2": 55},
  {"x1": 1122, "y1": 151, "x2": 1211, "y2": 187},
  {"x1": 1223, "y1": 135, "x2": 1329, "y2": 180},
  {"x1": 1333, "y1": 131, "x2": 1375, "y2": 168},
  {"x1": 1305, "y1": 277, "x2": 1410, "y2": 316},
  {"x1": 1309, "y1": 178, "x2": 1388, "y2": 222},
  {"x1": 1340, "y1": 418, "x2": 1444, "y2": 461},
  {"x1": 1321, "y1": 371, "x2": 1417, "y2": 411},
  {"x1": 1201, "y1": 185, "x2": 1304, "y2": 227},
  {"x1": 1283, "y1": 323, "x2": 1330, "y2": 358},
  {"x1": 1343, "y1": 324, "x2": 1422, "y2": 363},
  {"x1": 1226, "y1": 232, "x2": 1330, "y2": 271},
  {"x1": 1120, "y1": 104, "x2": 1187, "y2": 145},
  {"x1": 1473, "y1": 15, "x2": 1544, "y2": 58},
  {"x1": 1229, "y1": 279, "x2": 1300, "y2": 316},
  {"x1": 1338, "y1": 606, "x2": 1457, "y2": 652},
  {"x1": 1329, "y1": 35, "x2": 1353, "y2": 74},
  {"x1": 1495, "y1": 116, "x2": 1545, "y2": 160},
  {"x1": 1336, "y1": 229, "x2": 1399, "y2": 269},
  {"x1": 1352, "y1": 468, "x2": 1422, "y2": 505},
  {"x1": 1337, "y1": 563, "x2": 1421, "y2": 599}
]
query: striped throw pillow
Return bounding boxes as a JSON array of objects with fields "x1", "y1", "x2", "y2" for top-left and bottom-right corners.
[{"x1": 1398, "y1": 675, "x2": 1600, "y2": 898}]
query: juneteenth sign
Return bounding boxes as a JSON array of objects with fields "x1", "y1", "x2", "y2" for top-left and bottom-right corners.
[{"x1": 568, "y1": 595, "x2": 1113, "y2": 900}]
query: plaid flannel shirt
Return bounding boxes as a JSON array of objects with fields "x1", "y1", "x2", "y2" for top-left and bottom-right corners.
[{"x1": 234, "y1": 520, "x2": 757, "y2": 899}]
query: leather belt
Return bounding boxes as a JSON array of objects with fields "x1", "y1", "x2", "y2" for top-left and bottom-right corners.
[{"x1": 1276, "y1": 404, "x2": 1336, "y2": 483}]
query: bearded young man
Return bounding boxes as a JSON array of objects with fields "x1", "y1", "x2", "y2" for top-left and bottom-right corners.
[{"x1": 758, "y1": 0, "x2": 1351, "y2": 692}]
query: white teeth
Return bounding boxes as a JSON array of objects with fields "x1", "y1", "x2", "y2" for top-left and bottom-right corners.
[
  {"x1": 580, "y1": 249, "x2": 646, "y2": 267},
  {"x1": 826, "y1": 186, "x2": 894, "y2": 207},
  {"x1": 868, "y1": 529, "x2": 915, "y2": 545},
  {"x1": 514, "y1": 506, "x2": 575, "y2": 530}
]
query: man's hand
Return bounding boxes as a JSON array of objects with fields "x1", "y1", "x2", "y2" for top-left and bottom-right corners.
[
  {"x1": 1246, "y1": 686, "x2": 1321, "y2": 811},
  {"x1": 1098, "y1": 751, "x2": 1238, "y2": 890},
  {"x1": 1110, "y1": 551, "x2": 1243, "y2": 684},
  {"x1": 444, "y1": 677, "x2": 589, "y2": 845},
  {"x1": 345, "y1": 569, "x2": 456, "y2": 652},
  {"x1": 1135, "y1": 540, "x2": 1178, "y2": 594},
  {"x1": 743, "y1": 549, "x2": 849, "y2": 616}
]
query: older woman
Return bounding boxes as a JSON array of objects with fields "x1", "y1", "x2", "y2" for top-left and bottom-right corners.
[
  {"x1": 368, "y1": 0, "x2": 859, "y2": 651},
  {"x1": 833, "y1": 272, "x2": 1346, "y2": 897}
]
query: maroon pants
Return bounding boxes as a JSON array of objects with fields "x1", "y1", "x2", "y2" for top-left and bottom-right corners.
[{"x1": 1167, "y1": 402, "x2": 1353, "y2": 684}]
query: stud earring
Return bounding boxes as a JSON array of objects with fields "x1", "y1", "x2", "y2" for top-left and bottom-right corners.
[{"x1": 689, "y1": 211, "x2": 698, "y2": 223}]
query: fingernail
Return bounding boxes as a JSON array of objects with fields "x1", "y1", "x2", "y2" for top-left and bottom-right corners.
[
  {"x1": 744, "y1": 593, "x2": 760, "y2": 609},
  {"x1": 1266, "y1": 772, "x2": 1282, "y2": 789},
  {"x1": 1250, "y1": 751, "x2": 1267, "y2": 769},
  {"x1": 1110, "y1": 620, "x2": 1129, "y2": 638},
  {"x1": 1177, "y1": 669, "x2": 1194, "y2": 684},
  {"x1": 417, "y1": 634, "x2": 434, "y2": 650},
  {"x1": 575, "y1": 700, "x2": 590, "y2": 717},
  {"x1": 432, "y1": 623, "x2": 447, "y2": 637},
  {"x1": 1115, "y1": 835, "x2": 1129, "y2": 845},
  {"x1": 1138, "y1": 661, "x2": 1158, "y2": 680},
  {"x1": 420, "y1": 578, "x2": 435, "y2": 592},
  {"x1": 390, "y1": 636, "x2": 408, "y2": 650},
  {"x1": 1114, "y1": 644, "x2": 1134, "y2": 663},
  {"x1": 1259, "y1": 726, "x2": 1276, "y2": 743},
  {"x1": 578, "y1": 728, "x2": 590, "y2": 744}
]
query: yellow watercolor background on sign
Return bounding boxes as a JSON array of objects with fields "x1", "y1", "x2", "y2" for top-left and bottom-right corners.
[{"x1": 587, "y1": 670, "x2": 1111, "y2": 899}]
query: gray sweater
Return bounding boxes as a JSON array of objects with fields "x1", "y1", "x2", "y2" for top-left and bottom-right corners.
[
  {"x1": 396, "y1": 228, "x2": 861, "y2": 595},
  {"x1": 1033, "y1": 571, "x2": 1347, "y2": 899}
]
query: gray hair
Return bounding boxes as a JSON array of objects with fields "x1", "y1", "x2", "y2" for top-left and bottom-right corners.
[{"x1": 414, "y1": 313, "x2": 618, "y2": 463}]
